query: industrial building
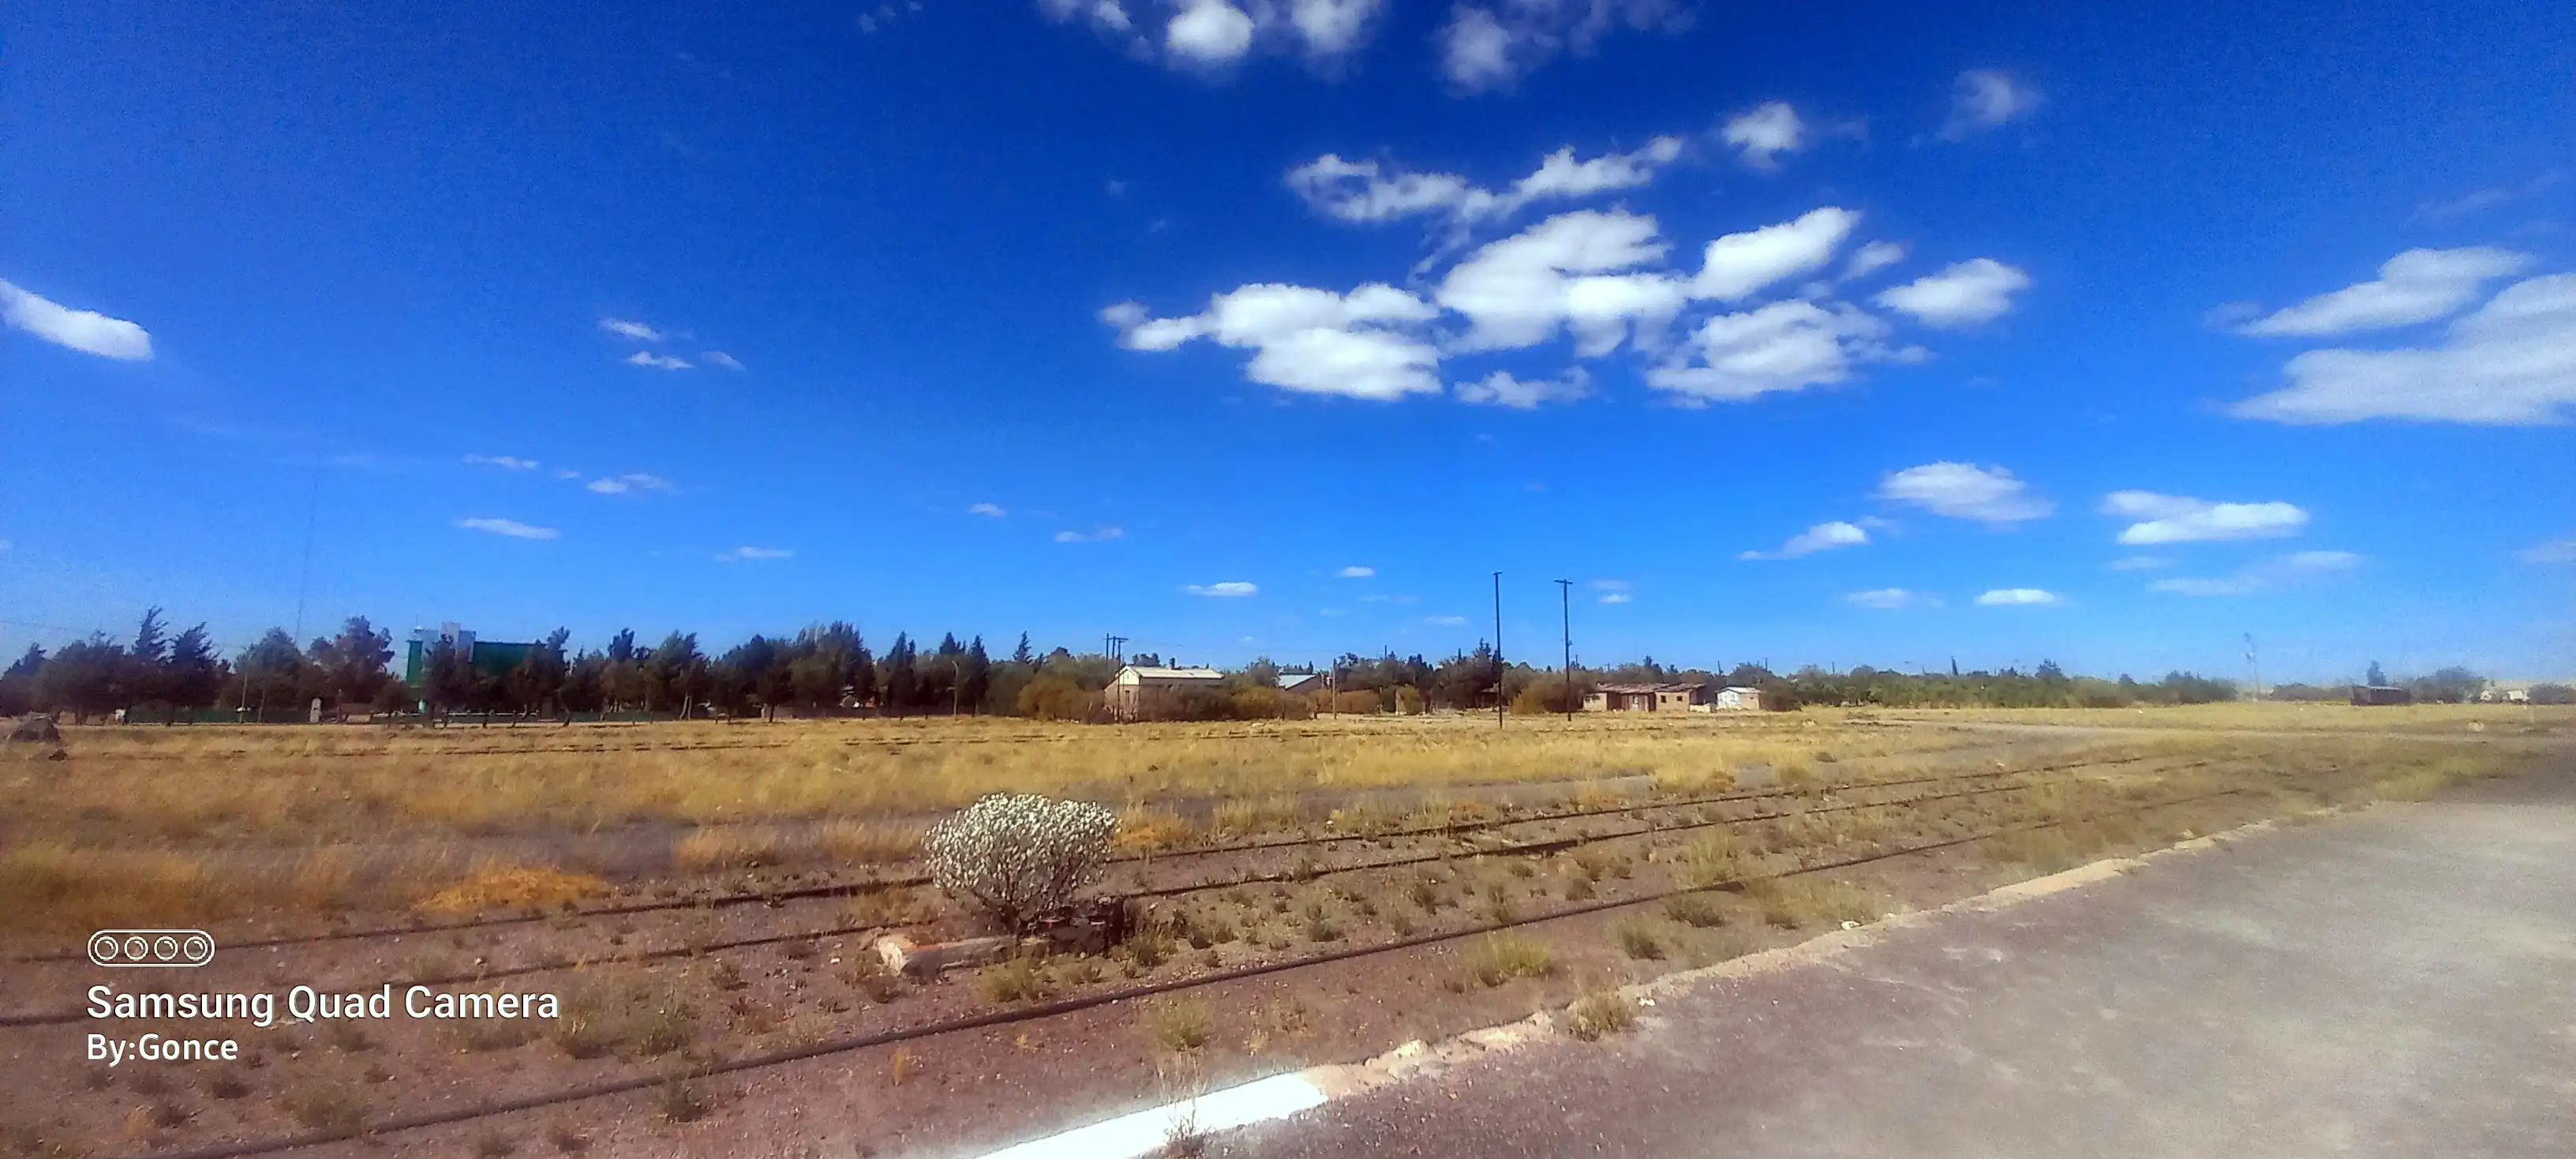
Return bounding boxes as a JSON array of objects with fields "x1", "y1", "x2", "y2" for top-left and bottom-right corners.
[{"x1": 403, "y1": 623, "x2": 534, "y2": 687}]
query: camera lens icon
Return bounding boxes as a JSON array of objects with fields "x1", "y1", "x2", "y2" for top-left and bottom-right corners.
[{"x1": 89, "y1": 929, "x2": 215, "y2": 968}]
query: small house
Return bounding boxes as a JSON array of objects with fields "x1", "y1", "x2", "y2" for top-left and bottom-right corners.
[
  {"x1": 1584, "y1": 682, "x2": 1707, "y2": 711},
  {"x1": 1106, "y1": 666, "x2": 1226, "y2": 721},
  {"x1": 1275, "y1": 672, "x2": 1325, "y2": 695}
]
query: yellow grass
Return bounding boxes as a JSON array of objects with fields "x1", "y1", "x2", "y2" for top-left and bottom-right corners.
[{"x1": 414, "y1": 861, "x2": 610, "y2": 915}]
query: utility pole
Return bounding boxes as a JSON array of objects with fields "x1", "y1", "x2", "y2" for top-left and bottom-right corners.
[
  {"x1": 1492, "y1": 571, "x2": 1504, "y2": 729},
  {"x1": 1556, "y1": 579, "x2": 1573, "y2": 719},
  {"x1": 1105, "y1": 634, "x2": 1126, "y2": 664},
  {"x1": 2245, "y1": 633, "x2": 2261, "y2": 702}
]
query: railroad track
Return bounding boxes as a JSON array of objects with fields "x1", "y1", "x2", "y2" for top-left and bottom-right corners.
[
  {"x1": 0, "y1": 754, "x2": 2242, "y2": 1027},
  {"x1": 116, "y1": 771, "x2": 2331, "y2": 1159},
  {"x1": 6, "y1": 748, "x2": 2186, "y2": 965}
]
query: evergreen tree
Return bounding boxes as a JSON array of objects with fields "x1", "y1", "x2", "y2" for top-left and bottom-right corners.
[
  {"x1": 162, "y1": 625, "x2": 221, "y2": 719},
  {"x1": 0, "y1": 644, "x2": 44, "y2": 716},
  {"x1": 1012, "y1": 632, "x2": 1034, "y2": 665},
  {"x1": 961, "y1": 636, "x2": 993, "y2": 714},
  {"x1": 880, "y1": 633, "x2": 916, "y2": 715},
  {"x1": 2365, "y1": 660, "x2": 2387, "y2": 687}
]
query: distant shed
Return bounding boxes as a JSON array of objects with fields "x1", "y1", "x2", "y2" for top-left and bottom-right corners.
[
  {"x1": 1106, "y1": 666, "x2": 1225, "y2": 721},
  {"x1": 2350, "y1": 685, "x2": 2413, "y2": 707}
]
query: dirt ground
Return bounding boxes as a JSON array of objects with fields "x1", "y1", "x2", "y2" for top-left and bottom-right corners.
[{"x1": 0, "y1": 711, "x2": 2554, "y2": 1159}]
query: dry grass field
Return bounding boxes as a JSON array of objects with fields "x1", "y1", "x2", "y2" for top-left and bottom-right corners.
[{"x1": 0, "y1": 706, "x2": 2560, "y2": 1159}]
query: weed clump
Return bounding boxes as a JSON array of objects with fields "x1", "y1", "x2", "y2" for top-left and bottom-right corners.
[
  {"x1": 1615, "y1": 922, "x2": 1665, "y2": 961},
  {"x1": 1664, "y1": 895, "x2": 1727, "y2": 928},
  {"x1": 1465, "y1": 933, "x2": 1554, "y2": 987},
  {"x1": 1148, "y1": 1000, "x2": 1215, "y2": 1052},
  {"x1": 1564, "y1": 990, "x2": 1635, "y2": 1041}
]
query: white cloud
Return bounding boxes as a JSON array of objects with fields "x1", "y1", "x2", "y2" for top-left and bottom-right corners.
[
  {"x1": 2514, "y1": 539, "x2": 2576, "y2": 564},
  {"x1": 1454, "y1": 366, "x2": 1592, "y2": 408},
  {"x1": 1426, "y1": 614, "x2": 1468, "y2": 625},
  {"x1": 1872, "y1": 258, "x2": 2031, "y2": 327},
  {"x1": 0, "y1": 279, "x2": 153, "y2": 360},
  {"x1": 1598, "y1": 592, "x2": 1633, "y2": 604},
  {"x1": 968, "y1": 502, "x2": 1008, "y2": 518},
  {"x1": 1878, "y1": 462, "x2": 2051, "y2": 523},
  {"x1": 1056, "y1": 526, "x2": 1126, "y2": 542},
  {"x1": 1285, "y1": 137, "x2": 1682, "y2": 240},
  {"x1": 1845, "y1": 587, "x2": 1930, "y2": 610},
  {"x1": 553, "y1": 468, "x2": 582, "y2": 480},
  {"x1": 2107, "y1": 556, "x2": 2171, "y2": 571},
  {"x1": 701, "y1": 351, "x2": 745, "y2": 370},
  {"x1": 2151, "y1": 549, "x2": 2360, "y2": 596},
  {"x1": 1843, "y1": 241, "x2": 1905, "y2": 281},
  {"x1": 1336, "y1": 565, "x2": 1375, "y2": 577},
  {"x1": 1166, "y1": 0, "x2": 1256, "y2": 62},
  {"x1": 1440, "y1": 209, "x2": 1670, "y2": 351},
  {"x1": 1721, "y1": 101, "x2": 1803, "y2": 169},
  {"x1": 1691, "y1": 208, "x2": 1859, "y2": 300},
  {"x1": 2100, "y1": 491, "x2": 2308, "y2": 544},
  {"x1": 1648, "y1": 300, "x2": 1915, "y2": 402},
  {"x1": 464, "y1": 454, "x2": 541, "y2": 471},
  {"x1": 2414, "y1": 171, "x2": 2563, "y2": 224},
  {"x1": 456, "y1": 517, "x2": 559, "y2": 540},
  {"x1": 1106, "y1": 281, "x2": 1442, "y2": 399},
  {"x1": 1039, "y1": 0, "x2": 1134, "y2": 35},
  {"x1": 1941, "y1": 69, "x2": 2042, "y2": 139},
  {"x1": 2238, "y1": 248, "x2": 2531, "y2": 337},
  {"x1": 717, "y1": 546, "x2": 794, "y2": 562},
  {"x1": 1286, "y1": 0, "x2": 1383, "y2": 56},
  {"x1": 624, "y1": 351, "x2": 692, "y2": 370},
  {"x1": 599, "y1": 317, "x2": 663, "y2": 342},
  {"x1": 1435, "y1": 1, "x2": 1692, "y2": 93},
  {"x1": 1740, "y1": 520, "x2": 1870, "y2": 560},
  {"x1": 586, "y1": 473, "x2": 677, "y2": 495},
  {"x1": 1975, "y1": 587, "x2": 2059, "y2": 606},
  {"x1": 1184, "y1": 580, "x2": 1260, "y2": 597},
  {"x1": 2230, "y1": 272, "x2": 2576, "y2": 425}
]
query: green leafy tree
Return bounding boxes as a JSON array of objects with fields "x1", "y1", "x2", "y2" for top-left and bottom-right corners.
[
  {"x1": 2365, "y1": 660, "x2": 2387, "y2": 687},
  {"x1": 161, "y1": 625, "x2": 221, "y2": 719},
  {"x1": 310, "y1": 617, "x2": 395, "y2": 707},
  {"x1": 234, "y1": 628, "x2": 313, "y2": 718},
  {"x1": 880, "y1": 634, "x2": 917, "y2": 715},
  {"x1": 0, "y1": 645, "x2": 46, "y2": 716},
  {"x1": 38, "y1": 635, "x2": 129, "y2": 722}
]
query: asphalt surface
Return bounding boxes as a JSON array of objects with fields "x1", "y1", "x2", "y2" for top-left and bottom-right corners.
[{"x1": 1218, "y1": 762, "x2": 2576, "y2": 1158}]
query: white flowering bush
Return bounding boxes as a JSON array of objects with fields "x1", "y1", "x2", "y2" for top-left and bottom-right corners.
[{"x1": 924, "y1": 793, "x2": 1118, "y2": 932}]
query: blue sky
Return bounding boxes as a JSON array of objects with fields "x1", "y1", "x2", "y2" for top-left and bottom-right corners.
[{"x1": 4, "y1": 0, "x2": 2571, "y2": 681}]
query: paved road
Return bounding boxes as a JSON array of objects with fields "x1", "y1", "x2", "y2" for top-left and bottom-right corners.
[{"x1": 1219, "y1": 763, "x2": 2576, "y2": 1158}]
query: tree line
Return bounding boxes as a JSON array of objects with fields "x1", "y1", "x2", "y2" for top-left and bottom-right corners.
[{"x1": 0, "y1": 609, "x2": 2541, "y2": 723}]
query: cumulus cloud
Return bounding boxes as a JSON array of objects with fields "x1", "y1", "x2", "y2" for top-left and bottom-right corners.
[
  {"x1": 599, "y1": 317, "x2": 664, "y2": 342},
  {"x1": 1454, "y1": 366, "x2": 1592, "y2": 408},
  {"x1": 1285, "y1": 137, "x2": 1683, "y2": 233},
  {"x1": 1104, "y1": 281, "x2": 1442, "y2": 399},
  {"x1": 1336, "y1": 565, "x2": 1376, "y2": 577},
  {"x1": 1649, "y1": 300, "x2": 1918, "y2": 402},
  {"x1": 1436, "y1": 0, "x2": 1692, "y2": 93},
  {"x1": 701, "y1": 351, "x2": 746, "y2": 370},
  {"x1": 1721, "y1": 101, "x2": 1804, "y2": 169},
  {"x1": 1975, "y1": 587, "x2": 2059, "y2": 606},
  {"x1": 1739, "y1": 520, "x2": 1870, "y2": 560},
  {"x1": 1845, "y1": 587, "x2": 1930, "y2": 610},
  {"x1": 2514, "y1": 539, "x2": 2576, "y2": 564},
  {"x1": 717, "y1": 546, "x2": 794, "y2": 562},
  {"x1": 1872, "y1": 258, "x2": 2031, "y2": 327},
  {"x1": 1843, "y1": 241, "x2": 1906, "y2": 281},
  {"x1": 1166, "y1": 0, "x2": 1256, "y2": 62},
  {"x1": 2101, "y1": 491, "x2": 2307, "y2": 544},
  {"x1": 0, "y1": 279, "x2": 154, "y2": 360},
  {"x1": 456, "y1": 517, "x2": 559, "y2": 540},
  {"x1": 1941, "y1": 69, "x2": 2042, "y2": 139},
  {"x1": 2151, "y1": 550, "x2": 2360, "y2": 596},
  {"x1": 586, "y1": 473, "x2": 677, "y2": 495},
  {"x1": 2237, "y1": 248, "x2": 2531, "y2": 337},
  {"x1": 464, "y1": 454, "x2": 541, "y2": 471},
  {"x1": 1056, "y1": 526, "x2": 1127, "y2": 542},
  {"x1": 1878, "y1": 463, "x2": 2051, "y2": 523},
  {"x1": 1185, "y1": 580, "x2": 1260, "y2": 597},
  {"x1": 1044, "y1": 0, "x2": 1384, "y2": 69},
  {"x1": 968, "y1": 502, "x2": 1008, "y2": 517},
  {"x1": 2230, "y1": 272, "x2": 2576, "y2": 425},
  {"x1": 624, "y1": 351, "x2": 692, "y2": 370}
]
